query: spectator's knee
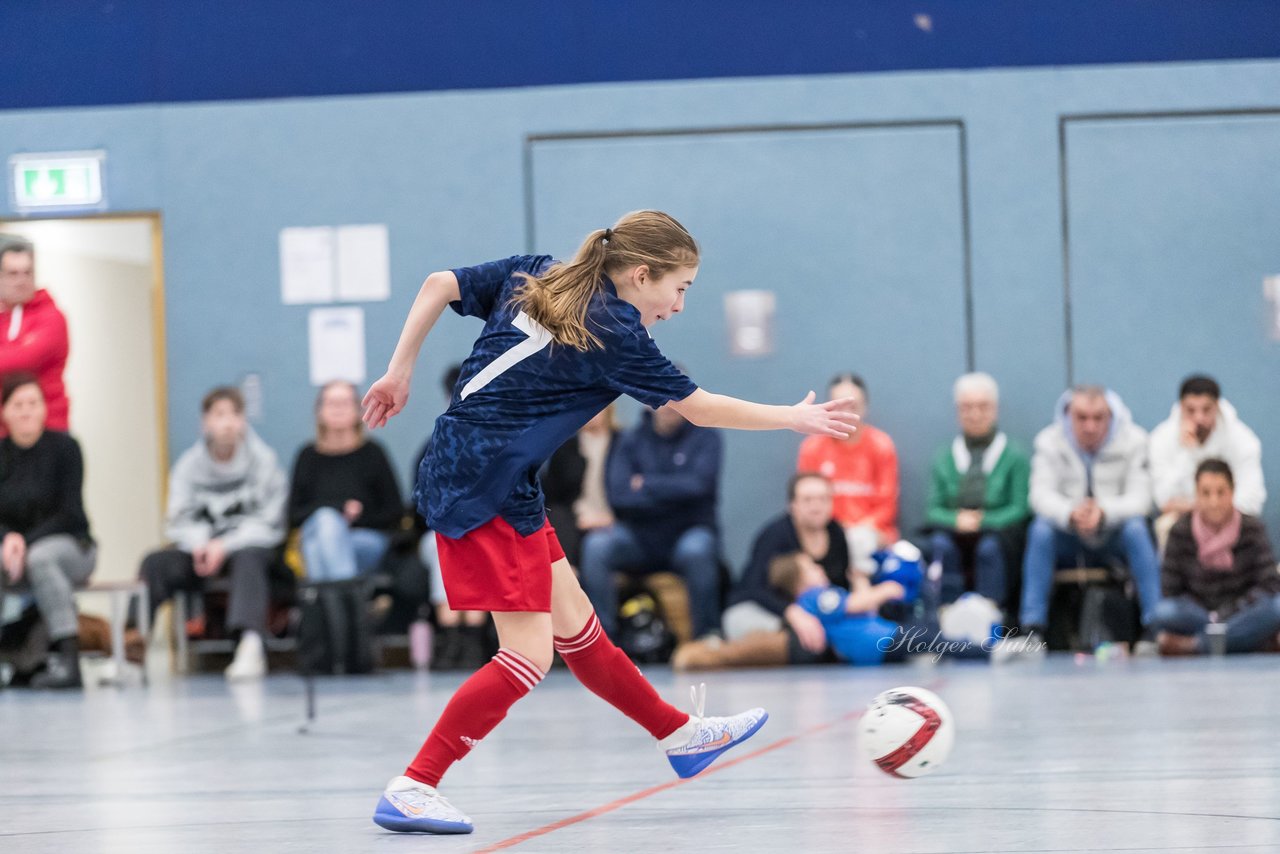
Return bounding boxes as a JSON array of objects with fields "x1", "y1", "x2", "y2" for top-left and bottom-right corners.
[
  {"x1": 227, "y1": 550, "x2": 268, "y2": 579},
  {"x1": 1119, "y1": 517, "x2": 1148, "y2": 538},
  {"x1": 930, "y1": 531, "x2": 955, "y2": 557},
  {"x1": 1149, "y1": 598, "x2": 1181, "y2": 627},
  {"x1": 139, "y1": 550, "x2": 168, "y2": 582},
  {"x1": 303, "y1": 506, "x2": 346, "y2": 536},
  {"x1": 673, "y1": 526, "x2": 717, "y2": 567},
  {"x1": 1026, "y1": 516, "x2": 1056, "y2": 546},
  {"x1": 578, "y1": 528, "x2": 617, "y2": 573},
  {"x1": 975, "y1": 534, "x2": 1002, "y2": 561},
  {"x1": 1268, "y1": 593, "x2": 1280, "y2": 622}
]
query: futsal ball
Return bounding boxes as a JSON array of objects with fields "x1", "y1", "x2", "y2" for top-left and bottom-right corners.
[{"x1": 857, "y1": 686, "x2": 954, "y2": 778}]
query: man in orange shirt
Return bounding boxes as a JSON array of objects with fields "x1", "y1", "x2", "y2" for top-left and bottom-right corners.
[{"x1": 796, "y1": 373, "x2": 899, "y2": 571}]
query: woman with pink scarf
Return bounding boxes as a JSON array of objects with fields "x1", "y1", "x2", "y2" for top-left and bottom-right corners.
[{"x1": 1152, "y1": 459, "x2": 1280, "y2": 655}]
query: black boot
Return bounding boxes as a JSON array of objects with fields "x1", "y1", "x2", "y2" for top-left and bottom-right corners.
[
  {"x1": 430, "y1": 626, "x2": 461, "y2": 671},
  {"x1": 31, "y1": 637, "x2": 83, "y2": 690},
  {"x1": 456, "y1": 625, "x2": 490, "y2": 671}
]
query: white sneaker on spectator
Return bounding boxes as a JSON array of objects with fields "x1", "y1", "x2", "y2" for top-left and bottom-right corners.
[
  {"x1": 225, "y1": 631, "x2": 266, "y2": 680},
  {"x1": 991, "y1": 630, "x2": 1047, "y2": 665}
]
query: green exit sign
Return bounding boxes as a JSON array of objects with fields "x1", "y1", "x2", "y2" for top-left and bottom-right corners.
[{"x1": 10, "y1": 151, "x2": 105, "y2": 209}]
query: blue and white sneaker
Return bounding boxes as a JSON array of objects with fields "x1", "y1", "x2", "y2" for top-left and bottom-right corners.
[
  {"x1": 659, "y1": 684, "x2": 768, "y2": 779},
  {"x1": 373, "y1": 776, "x2": 473, "y2": 834}
]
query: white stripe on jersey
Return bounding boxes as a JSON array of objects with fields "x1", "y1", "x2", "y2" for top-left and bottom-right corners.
[{"x1": 459, "y1": 310, "x2": 553, "y2": 400}]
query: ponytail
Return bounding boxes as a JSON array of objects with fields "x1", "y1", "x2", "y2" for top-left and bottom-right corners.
[{"x1": 512, "y1": 210, "x2": 699, "y2": 351}]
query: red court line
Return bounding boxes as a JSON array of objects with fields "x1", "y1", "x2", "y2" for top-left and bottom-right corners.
[
  {"x1": 475, "y1": 677, "x2": 948, "y2": 852},
  {"x1": 474, "y1": 708, "x2": 861, "y2": 853}
]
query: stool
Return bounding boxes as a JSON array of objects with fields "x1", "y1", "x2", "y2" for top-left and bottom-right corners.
[{"x1": 76, "y1": 580, "x2": 149, "y2": 686}]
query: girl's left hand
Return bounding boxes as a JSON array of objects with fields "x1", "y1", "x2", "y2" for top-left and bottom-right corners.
[
  {"x1": 363, "y1": 372, "x2": 411, "y2": 429},
  {"x1": 790, "y1": 391, "x2": 860, "y2": 438}
]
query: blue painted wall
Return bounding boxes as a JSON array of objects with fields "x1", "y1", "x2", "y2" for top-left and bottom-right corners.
[
  {"x1": 3, "y1": 59, "x2": 1279, "y2": 565},
  {"x1": 4, "y1": 1, "x2": 1279, "y2": 109}
]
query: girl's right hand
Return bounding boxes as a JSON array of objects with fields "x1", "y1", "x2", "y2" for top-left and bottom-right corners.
[
  {"x1": 785, "y1": 604, "x2": 827, "y2": 654},
  {"x1": 790, "y1": 391, "x2": 860, "y2": 439},
  {"x1": 2, "y1": 532, "x2": 25, "y2": 581},
  {"x1": 362, "y1": 372, "x2": 411, "y2": 429}
]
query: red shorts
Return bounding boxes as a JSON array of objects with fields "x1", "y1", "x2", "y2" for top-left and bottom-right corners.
[{"x1": 435, "y1": 516, "x2": 566, "y2": 613}]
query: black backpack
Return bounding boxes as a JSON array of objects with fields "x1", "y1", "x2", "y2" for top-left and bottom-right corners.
[
  {"x1": 296, "y1": 579, "x2": 375, "y2": 675},
  {"x1": 616, "y1": 591, "x2": 676, "y2": 664}
]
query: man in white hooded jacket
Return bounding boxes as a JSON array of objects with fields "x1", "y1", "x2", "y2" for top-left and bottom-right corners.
[
  {"x1": 139, "y1": 387, "x2": 287, "y2": 679},
  {"x1": 1020, "y1": 386, "x2": 1159, "y2": 639},
  {"x1": 1149, "y1": 375, "x2": 1265, "y2": 549}
]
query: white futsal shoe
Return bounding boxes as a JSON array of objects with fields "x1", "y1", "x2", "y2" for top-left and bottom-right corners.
[
  {"x1": 659, "y1": 684, "x2": 769, "y2": 778},
  {"x1": 373, "y1": 776, "x2": 474, "y2": 834}
]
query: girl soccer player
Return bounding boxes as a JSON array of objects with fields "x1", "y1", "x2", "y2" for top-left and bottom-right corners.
[{"x1": 362, "y1": 210, "x2": 859, "y2": 834}]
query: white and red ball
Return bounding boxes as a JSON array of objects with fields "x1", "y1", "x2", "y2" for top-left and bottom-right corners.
[{"x1": 857, "y1": 686, "x2": 954, "y2": 778}]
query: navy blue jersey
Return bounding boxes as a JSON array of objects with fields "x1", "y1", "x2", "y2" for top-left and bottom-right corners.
[{"x1": 417, "y1": 255, "x2": 698, "y2": 539}]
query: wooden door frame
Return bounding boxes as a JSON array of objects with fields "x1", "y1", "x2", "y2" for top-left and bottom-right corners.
[{"x1": 0, "y1": 210, "x2": 170, "y2": 510}]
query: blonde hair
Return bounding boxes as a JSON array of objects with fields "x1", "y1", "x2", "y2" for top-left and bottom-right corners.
[
  {"x1": 512, "y1": 210, "x2": 699, "y2": 351},
  {"x1": 315, "y1": 380, "x2": 364, "y2": 443}
]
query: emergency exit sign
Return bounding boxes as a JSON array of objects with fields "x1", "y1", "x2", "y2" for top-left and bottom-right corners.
[{"x1": 10, "y1": 151, "x2": 104, "y2": 209}]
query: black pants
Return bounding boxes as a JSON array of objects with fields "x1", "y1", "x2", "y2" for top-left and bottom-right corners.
[{"x1": 140, "y1": 547, "x2": 273, "y2": 634}]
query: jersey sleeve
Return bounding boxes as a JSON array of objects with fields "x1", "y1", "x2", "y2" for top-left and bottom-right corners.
[
  {"x1": 604, "y1": 326, "x2": 698, "y2": 409},
  {"x1": 450, "y1": 255, "x2": 553, "y2": 321},
  {"x1": 796, "y1": 586, "x2": 850, "y2": 628}
]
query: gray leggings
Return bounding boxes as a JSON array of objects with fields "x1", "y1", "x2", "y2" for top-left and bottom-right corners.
[{"x1": 15, "y1": 535, "x2": 97, "y2": 641}]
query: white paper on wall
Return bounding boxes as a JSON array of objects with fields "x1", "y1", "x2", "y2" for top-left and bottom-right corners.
[
  {"x1": 336, "y1": 224, "x2": 391, "y2": 302},
  {"x1": 1265, "y1": 275, "x2": 1280, "y2": 341},
  {"x1": 280, "y1": 226, "x2": 336, "y2": 304},
  {"x1": 723, "y1": 289, "x2": 777, "y2": 356},
  {"x1": 308, "y1": 306, "x2": 366, "y2": 385}
]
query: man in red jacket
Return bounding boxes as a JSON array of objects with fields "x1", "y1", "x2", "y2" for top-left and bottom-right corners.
[{"x1": 0, "y1": 239, "x2": 70, "y2": 432}]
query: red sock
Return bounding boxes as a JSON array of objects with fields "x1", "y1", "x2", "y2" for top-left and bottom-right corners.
[
  {"x1": 405, "y1": 648, "x2": 544, "y2": 786},
  {"x1": 554, "y1": 613, "x2": 688, "y2": 740}
]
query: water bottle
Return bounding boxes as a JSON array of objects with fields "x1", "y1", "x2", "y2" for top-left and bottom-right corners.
[
  {"x1": 1205, "y1": 612, "x2": 1227, "y2": 657},
  {"x1": 409, "y1": 619, "x2": 432, "y2": 669}
]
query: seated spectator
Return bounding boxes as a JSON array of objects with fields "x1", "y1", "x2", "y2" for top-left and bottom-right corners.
[
  {"x1": 1150, "y1": 459, "x2": 1280, "y2": 655},
  {"x1": 0, "y1": 373, "x2": 94, "y2": 688},
  {"x1": 925, "y1": 372, "x2": 1030, "y2": 610},
  {"x1": 1021, "y1": 386, "x2": 1159, "y2": 640},
  {"x1": 796, "y1": 373, "x2": 898, "y2": 571},
  {"x1": 411, "y1": 364, "x2": 493, "y2": 670},
  {"x1": 140, "y1": 387, "x2": 286, "y2": 680},
  {"x1": 542, "y1": 404, "x2": 618, "y2": 568},
  {"x1": 1149, "y1": 375, "x2": 1265, "y2": 550},
  {"x1": 0, "y1": 239, "x2": 71, "y2": 432},
  {"x1": 288, "y1": 381, "x2": 401, "y2": 582},
  {"x1": 722, "y1": 472, "x2": 849, "y2": 658},
  {"x1": 674, "y1": 551, "x2": 1035, "y2": 669},
  {"x1": 580, "y1": 402, "x2": 722, "y2": 640}
]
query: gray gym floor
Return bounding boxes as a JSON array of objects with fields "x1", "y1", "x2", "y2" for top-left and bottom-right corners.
[{"x1": 2, "y1": 655, "x2": 1278, "y2": 853}]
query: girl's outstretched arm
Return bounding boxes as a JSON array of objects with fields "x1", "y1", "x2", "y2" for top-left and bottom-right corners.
[
  {"x1": 669, "y1": 388, "x2": 859, "y2": 438},
  {"x1": 362, "y1": 271, "x2": 460, "y2": 428}
]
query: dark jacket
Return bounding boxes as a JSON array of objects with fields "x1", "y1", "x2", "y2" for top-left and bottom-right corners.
[
  {"x1": 728, "y1": 514, "x2": 849, "y2": 617},
  {"x1": 543, "y1": 438, "x2": 589, "y2": 509},
  {"x1": 0, "y1": 431, "x2": 91, "y2": 545},
  {"x1": 1162, "y1": 514, "x2": 1280, "y2": 618},
  {"x1": 287, "y1": 440, "x2": 403, "y2": 531},
  {"x1": 605, "y1": 412, "x2": 720, "y2": 559}
]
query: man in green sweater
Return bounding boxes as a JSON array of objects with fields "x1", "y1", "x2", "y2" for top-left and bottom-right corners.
[{"x1": 925, "y1": 373, "x2": 1030, "y2": 611}]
